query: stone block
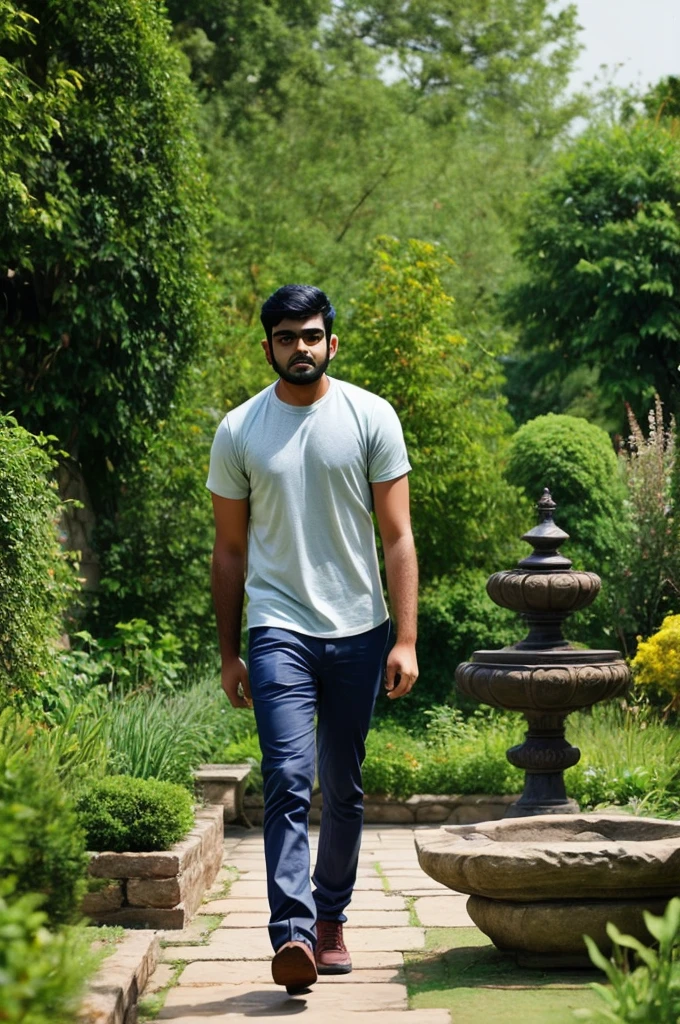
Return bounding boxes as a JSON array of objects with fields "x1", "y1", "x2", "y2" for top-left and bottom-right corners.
[
  {"x1": 89, "y1": 851, "x2": 180, "y2": 880},
  {"x1": 82, "y1": 882, "x2": 124, "y2": 915},
  {"x1": 364, "y1": 802, "x2": 414, "y2": 824},
  {"x1": 93, "y1": 906, "x2": 188, "y2": 929},
  {"x1": 80, "y1": 930, "x2": 158, "y2": 1024},
  {"x1": 127, "y1": 878, "x2": 181, "y2": 908},
  {"x1": 194, "y1": 765, "x2": 251, "y2": 826},
  {"x1": 415, "y1": 803, "x2": 452, "y2": 823}
]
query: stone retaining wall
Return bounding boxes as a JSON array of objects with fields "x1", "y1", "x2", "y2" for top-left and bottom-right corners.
[
  {"x1": 244, "y1": 792, "x2": 519, "y2": 825},
  {"x1": 83, "y1": 805, "x2": 223, "y2": 929},
  {"x1": 79, "y1": 929, "x2": 159, "y2": 1024}
]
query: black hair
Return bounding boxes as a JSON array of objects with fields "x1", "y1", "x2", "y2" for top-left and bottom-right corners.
[{"x1": 260, "y1": 284, "x2": 336, "y2": 343}]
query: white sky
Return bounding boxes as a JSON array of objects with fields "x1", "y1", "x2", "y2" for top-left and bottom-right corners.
[{"x1": 567, "y1": 0, "x2": 679, "y2": 95}]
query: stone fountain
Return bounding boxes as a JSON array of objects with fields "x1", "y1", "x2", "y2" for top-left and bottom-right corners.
[{"x1": 415, "y1": 489, "x2": 680, "y2": 965}]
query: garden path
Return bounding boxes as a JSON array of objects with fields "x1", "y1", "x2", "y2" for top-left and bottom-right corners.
[
  {"x1": 148, "y1": 824, "x2": 598, "y2": 1022},
  {"x1": 150, "y1": 825, "x2": 454, "y2": 1022}
]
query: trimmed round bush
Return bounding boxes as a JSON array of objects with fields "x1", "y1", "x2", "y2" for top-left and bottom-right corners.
[
  {"x1": 505, "y1": 413, "x2": 626, "y2": 566},
  {"x1": 76, "y1": 775, "x2": 194, "y2": 852}
]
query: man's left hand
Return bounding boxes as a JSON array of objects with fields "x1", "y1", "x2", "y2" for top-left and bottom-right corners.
[{"x1": 384, "y1": 642, "x2": 418, "y2": 700}]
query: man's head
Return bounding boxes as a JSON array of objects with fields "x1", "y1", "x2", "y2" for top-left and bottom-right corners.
[{"x1": 260, "y1": 285, "x2": 337, "y2": 387}]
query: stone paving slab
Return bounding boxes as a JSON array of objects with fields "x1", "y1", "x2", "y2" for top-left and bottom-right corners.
[
  {"x1": 384, "y1": 873, "x2": 448, "y2": 888},
  {"x1": 159, "y1": 981, "x2": 409, "y2": 1016},
  {"x1": 177, "y1": 961, "x2": 404, "y2": 986},
  {"x1": 415, "y1": 895, "x2": 474, "y2": 927},
  {"x1": 217, "y1": 909, "x2": 411, "y2": 929},
  {"x1": 158, "y1": 1012, "x2": 450, "y2": 1024}
]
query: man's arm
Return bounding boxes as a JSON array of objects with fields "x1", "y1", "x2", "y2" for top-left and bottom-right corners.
[
  {"x1": 372, "y1": 475, "x2": 418, "y2": 700},
  {"x1": 210, "y1": 493, "x2": 252, "y2": 708}
]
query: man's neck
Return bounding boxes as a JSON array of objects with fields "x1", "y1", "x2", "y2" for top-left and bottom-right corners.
[{"x1": 275, "y1": 374, "x2": 331, "y2": 407}]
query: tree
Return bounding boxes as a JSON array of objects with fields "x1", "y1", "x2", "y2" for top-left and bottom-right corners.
[
  {"x1": 342, "y1": 235, "x2": 526, "y2": 582},
  {"x1": 0, "y1": 0, "x2": 213, "y2": 513},
  {"x1": 328, "y1": 0, "x2": 583, "y2": 133},
  {"x1": 505, "y1": 120, "x2": 680, "y2": 429}
]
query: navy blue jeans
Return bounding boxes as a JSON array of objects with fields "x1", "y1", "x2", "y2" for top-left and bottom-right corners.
[{"x1": 248, "y1": 620, "x2": 391, "y2": 952}]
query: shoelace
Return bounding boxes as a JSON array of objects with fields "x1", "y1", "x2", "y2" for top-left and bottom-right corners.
[{"x1": 316, "y1": 922, "x2": 346, "y2": 952}]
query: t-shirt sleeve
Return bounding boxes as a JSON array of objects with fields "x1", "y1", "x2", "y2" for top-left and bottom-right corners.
[
  {"x1": 206, "y1": 417, "x2": 250, "y2": 499},
  {"x1": 367, "y1": 399, "x2": 412, "y2": 483}
]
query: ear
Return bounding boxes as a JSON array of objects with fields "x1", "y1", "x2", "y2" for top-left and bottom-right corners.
[
  {"x1": 261, "y1": 338, "x2": 272, "y2": 365},
  {"x1": 328, "y1": 333, "x2": 339, "y2": 361}
]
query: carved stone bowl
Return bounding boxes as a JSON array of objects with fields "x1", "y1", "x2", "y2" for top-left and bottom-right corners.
[
  {"x1": 415, "y1": 815, "x2": 680, "y2": 966},
  {"x1": 455, "y1": 651, "x2": 630, "y2": 714},
  {"x1": 487, "y1": 569, "x2": 601, "y2": 614}
]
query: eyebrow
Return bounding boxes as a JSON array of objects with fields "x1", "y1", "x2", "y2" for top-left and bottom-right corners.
[{"x1": 272, "y1": 328, "x2": 325, "y2": 337}]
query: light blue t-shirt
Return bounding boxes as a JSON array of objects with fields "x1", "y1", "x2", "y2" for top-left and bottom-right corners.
[{"x1": 206, "y1": 377, "x2": 411, "y2": 637}]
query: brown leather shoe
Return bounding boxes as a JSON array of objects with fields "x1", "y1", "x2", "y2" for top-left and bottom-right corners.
[
  {"x1": 271, "y1": 940, "x2": 318, "y2": 994},
  {"x1": 315, "y1": 919, "x2": 352, "y2": 974}
]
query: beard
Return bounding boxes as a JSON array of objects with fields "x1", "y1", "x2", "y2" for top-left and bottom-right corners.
[{"x1": 271, "y1": 342, "x2": 330, "y2": 386}]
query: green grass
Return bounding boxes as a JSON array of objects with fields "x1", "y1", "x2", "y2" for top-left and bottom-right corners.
[
  {"x1": 138, "y1": 960, "x2": 186, "y2": 1021},
  {"x1": 405, "y1": 928, "x2": 603, "y2": 1023}
]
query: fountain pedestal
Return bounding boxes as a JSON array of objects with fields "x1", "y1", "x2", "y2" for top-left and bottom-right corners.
[{"x1": 455, "y1": 489, "x2": 629, "y2": 816}]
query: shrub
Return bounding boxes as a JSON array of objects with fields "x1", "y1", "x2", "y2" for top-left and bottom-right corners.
[
  {"x1": 0, "y1": 710, "x2": 88, "y2": 925},
  {"x1": 382, "y1": 570, "x2": 519, "y2": 723},
  {"x1": 76, "y1": 775, "x2": 195, "y2": 852},
  {"x1": 631, "y1": 615, "x2": 680, "y2": 713},
  {"x1": 0, "y1": 802, "x2": 95, "y2": 1024},
  {"x1": 575, "y1": 898, "x2": 680, "y2": 1023},
  {"x1": 505, "y1": 413, "x2": 626, "y2": 566},
  {"x1": 362, "y1": 710, "x2": 523, "y2": 798},
  {"x1": 63, "y1": 619, "x2": 187, "y2": 695},
  {"x1": 0, "y1": 415, "x2": 78, "y2": 711}
]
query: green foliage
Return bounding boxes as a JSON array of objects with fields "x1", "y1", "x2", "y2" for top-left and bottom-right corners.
[
  {"x1": 63, "y1": 619, "x2": 186, "y2": 694},
  {"x1": 0, "y1": 710, "x2": 88, "y2": 925},
  {"x1": 569, "y1": 701, "x2": 680, "y2": 817},
  {"x1": 76, "y1": 775, "x2": 194, "y2": 853},
  {"x1": 506, "y1": 120, "x2": 680, "y2": 427},
  {"x1": 91, "y1": 351, "x2": 240, "y2": 650},
  {"x1": 575, "y1": 898, "x2": 680, "y2": 1023},
  {"x1": 375, "y1": 570, "x2": 519, "y2": 725},
  {"x1": 0, "y1": 800, "x2": 94, "y2": 1023},
  {"x1": 0, "y1": 415, "x2": 78, "y2": 709},
  {"x1": 329, "y1": 0, "x2": 583, "y2": 132},
  {"x1": 608, "y1": 399, "x2": 680, "y2": 655},
  {"x1": 218, "y1": 731, "x2": 263, "y2": 793},
  {"x1": 0, "y1": 895, "x2": 93, "y2": 1023},
  {"x1": 343, "y1": 236, "x2": 526, "y2": 582},
  {"x1": 632, "y1": 615, "x2": 680, "y2": 714},
  {"x1": 0, "y1": 0, "x2": 214, "y2": 509},
  {"x1": 362, "y1": 710, "x2": 523, "y2": 798},
  {"x1": 104, "y1": 675, "x2": 240, "y2": 787},
  {"x1": 168, "y1": 0, "x2": 329, "y2": 122},
  {"x1": 505, "y1": 413, "x2": 625, "y2": 566}
]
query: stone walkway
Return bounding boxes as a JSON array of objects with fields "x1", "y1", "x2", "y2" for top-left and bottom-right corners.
[{"x1": 151, "y1": 825, "x2": 468, "y2": 1022}]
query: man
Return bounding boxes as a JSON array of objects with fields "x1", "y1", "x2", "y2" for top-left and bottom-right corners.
[{"x1": 207, "y1": 284, "x2": 418, "y2": 994}]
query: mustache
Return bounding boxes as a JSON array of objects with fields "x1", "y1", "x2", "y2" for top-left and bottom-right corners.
[{"x1": 289, "y1": 356, "x2": 315, "y2": 367}]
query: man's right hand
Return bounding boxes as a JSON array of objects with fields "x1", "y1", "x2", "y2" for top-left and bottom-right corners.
[{"x1": 221, "y1": 657, "x2": 253, "y2": 708}]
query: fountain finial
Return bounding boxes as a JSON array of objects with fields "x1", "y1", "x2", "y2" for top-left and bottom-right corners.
[{"x1": 517, "y1": 487, "x2": 572, "y2": 572}]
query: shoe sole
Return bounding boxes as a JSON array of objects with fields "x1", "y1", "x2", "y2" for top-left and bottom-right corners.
[
  {"x1": 317, "y1": 961, "x2": 352, "y2": 975},
  {"x1": 272, "y1": 944, "x2": 318, "y2": 994}
]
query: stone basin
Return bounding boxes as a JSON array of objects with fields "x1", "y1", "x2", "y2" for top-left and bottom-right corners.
[{"x1": 415, "y1": 814, "x2": 680, "y2": 966}]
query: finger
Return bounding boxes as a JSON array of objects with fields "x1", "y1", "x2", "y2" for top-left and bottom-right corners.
[
  {"x1": 387, "y1": 675, "x2": 416, "y2": 700},
  {"x1": 240, "y1": 662, "x2": 252, "y2": 702}
]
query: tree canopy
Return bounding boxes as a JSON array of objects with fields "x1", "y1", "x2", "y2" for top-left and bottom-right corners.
[
  {"x1": 0, "y1": 0, "x2": 213, "y2": 508},
  {"x1": 505, "y1": 120, "x2": 680, "y2": 429}
]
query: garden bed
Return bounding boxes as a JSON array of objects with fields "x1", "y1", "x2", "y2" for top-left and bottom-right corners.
[{"x1": 83, "y1": 805, "x2": 224, "y2": 929}]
